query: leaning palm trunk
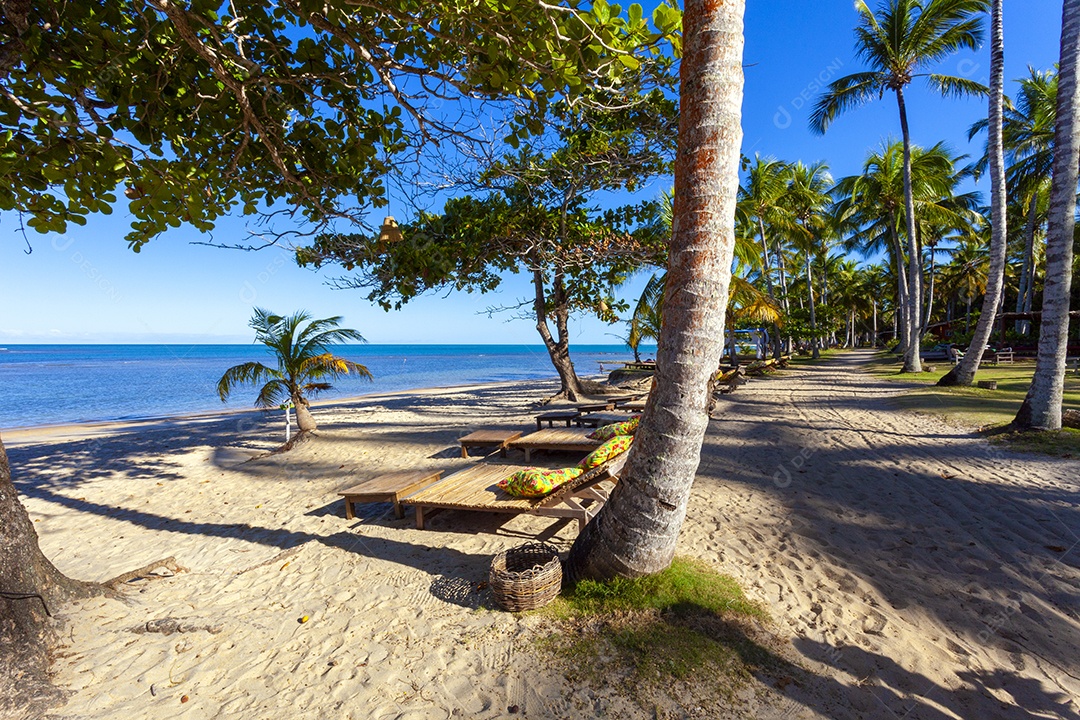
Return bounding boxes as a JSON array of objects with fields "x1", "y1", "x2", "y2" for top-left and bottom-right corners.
[
  {"x1": 940, "y1": 0, "x2": 1008, "y2": 387},
  {"x1": 1014, "y1": 0, "x2": 1080, "y2": 430},
  {"x1": 293, "y1": 395, "x2": 317, "y2": 432},
  {"x1": 566, "y1": 0, "x2": 745, "y2": 580}
]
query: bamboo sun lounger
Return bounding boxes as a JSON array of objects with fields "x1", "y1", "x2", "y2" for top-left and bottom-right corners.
[
  {"x1": 508, "y1": 427, "x2": 603, "y2": 461},
  {"x1": 403, "y1": 454, "x2": 627, "y2": 531}
]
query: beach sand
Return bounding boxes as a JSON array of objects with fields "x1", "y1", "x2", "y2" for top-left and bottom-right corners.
[{"x1": 9, "y1": 351, "x2": 1079, "y2": 719}]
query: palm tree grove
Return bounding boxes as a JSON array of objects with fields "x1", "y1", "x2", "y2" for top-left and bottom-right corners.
[{"x1": 1, "y1": 0, "x2": 1078, "y2": 718}]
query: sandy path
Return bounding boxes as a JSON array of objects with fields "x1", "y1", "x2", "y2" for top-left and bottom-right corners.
[
  {"x1": 10, "y1": 354, "x2": 1079, "y2": 719},
  {"x1": 688, "y1": 349, "x2": 1080, "y2": 719}
]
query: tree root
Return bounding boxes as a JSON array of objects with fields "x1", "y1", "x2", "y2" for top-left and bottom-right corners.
[{"x1": 104, "y1": 557, "x2": 186, "y2": 590}]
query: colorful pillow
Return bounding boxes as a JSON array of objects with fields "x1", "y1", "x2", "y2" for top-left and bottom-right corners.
[
  {"x1": 587, "y1": 415, "x2": 641, "y2": 441},
  {"x1": 498, "y1": 466, "x2": 584, "y2": 498},
  {"x1": 578, "y1": 434, "x2": 634, "y2": 470}
]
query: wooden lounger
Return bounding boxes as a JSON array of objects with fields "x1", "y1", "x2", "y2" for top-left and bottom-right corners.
[
  {"x1": 508, "y1": 427, "x2": 602, "y2": 461},
  {"x1": 404, "y1": 454, "x2": 627, "y2": 532}
]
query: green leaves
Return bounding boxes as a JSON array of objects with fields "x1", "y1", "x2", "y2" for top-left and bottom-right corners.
[{"x1": 2, "y1": 0, "x2": 678, "y2": 248}]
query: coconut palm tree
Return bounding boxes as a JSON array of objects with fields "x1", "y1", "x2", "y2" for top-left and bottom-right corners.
[
  {"x1": 1014, "y1": 0, "x2": 1080, "y2": 431},
  {"x1": 217, "y1": 308, "x2": 371, "y2": 433},
  {"x1": 783, "y1": 161, "x2": 834, "y2": 358},
  {"x1": 971, "y1": 67, "x2": 1057, "y2": 333},
  {"x1": 811, "y1": 0, "x2": 988, "y2": 372},
  {"x1": 939, "y1": 235, "x2": 991, "y2": 333},
  {"x1": 833, "y1": 140, "x2": 981, "y2": 353},
  {"x1": 566, "y1": 0, "x2": 746, "y2": 581},
  {"x1": 939, "y1": 0, "x2": 1006, "y2": 386}
]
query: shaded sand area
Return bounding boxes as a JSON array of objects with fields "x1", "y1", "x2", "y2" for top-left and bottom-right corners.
[{"x1": 8, "y1": 352, "x2": 1079, "y2": 719}]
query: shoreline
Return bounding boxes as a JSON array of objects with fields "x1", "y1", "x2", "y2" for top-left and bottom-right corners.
[{"x1": 0, "y1": 376, "x2": 570, "y2": 447}]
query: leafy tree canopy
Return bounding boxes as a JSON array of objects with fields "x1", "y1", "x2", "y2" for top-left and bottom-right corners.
[
  {"x1": 0, "y1": 0, "x2": 681, "y2": 248},
  {"x1": 295, "y1": 89, "x2": 677, "y2": 320}
]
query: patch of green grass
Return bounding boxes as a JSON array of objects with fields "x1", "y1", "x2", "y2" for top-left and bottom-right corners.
[
  {"x1": 986, "y1": 426, "x2": 1080, "y2": 458},
  {"x1": 536, "y1": 558, "x2": 789, "y2": 710},
  {"x1": 864, "y1": 353, "x2": 1080, "y2": 456},
  {"x1": 551, "y1": 557, "x2": 766, "y2": 620}
]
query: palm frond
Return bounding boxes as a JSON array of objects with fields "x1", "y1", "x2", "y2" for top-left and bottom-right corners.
[
  {"x1": 217, "y1": 362, "x2": 280, "y2": 402},
  {"x1": 926, "y1": 74, "x2": 989, "y2": 99},
  {"x1": 809, "y1": 72, "x2": 885, "y2": 134}
]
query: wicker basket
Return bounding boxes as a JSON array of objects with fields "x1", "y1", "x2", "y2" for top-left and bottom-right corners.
[{"x1": 489, "y1": 542, "x2": 563, "y2": 612}]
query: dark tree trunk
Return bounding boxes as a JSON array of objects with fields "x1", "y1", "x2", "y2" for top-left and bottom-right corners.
[
  {"x1": 1015, "y1": 0, "x2": 1080, "y2": 430},
  {"x1": 566, "y1": 0, "x2": 744, "y2": 580},
  {"x1": 533, "y1": 269, "x2": 588, "y2": 402},
  {"x1": 1, "y1": 435, "x2": 98, "y2": 718}
]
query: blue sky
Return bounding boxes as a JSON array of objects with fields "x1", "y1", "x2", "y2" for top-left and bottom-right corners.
[{"x1": 0, "y1": 1, "x2": 1063, "y2": 345}]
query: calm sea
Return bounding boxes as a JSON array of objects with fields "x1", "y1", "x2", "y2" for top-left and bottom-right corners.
[{"x1": 0, "y1": 344, "x2": 652, "y2": 429}]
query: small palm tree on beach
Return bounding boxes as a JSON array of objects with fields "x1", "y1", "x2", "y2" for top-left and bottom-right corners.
[{"x1": 217, "y1": 309, "x2": 371, "y2": 433}]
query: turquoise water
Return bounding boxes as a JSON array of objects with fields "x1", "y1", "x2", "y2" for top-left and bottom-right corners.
[{"x1": 0, "y1": 344, "x2": 651, "y2": 429}]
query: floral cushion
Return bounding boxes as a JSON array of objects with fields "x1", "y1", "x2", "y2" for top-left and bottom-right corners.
[
  {"x1": 587, "y1": 415, "x2": 641, "y2": 441},
  {"x1": 498, "y1": 466, "x2": 584, "y2": 498},
  {"x1": 578, "y1": 434, "x2": 634, "y2": 470}
]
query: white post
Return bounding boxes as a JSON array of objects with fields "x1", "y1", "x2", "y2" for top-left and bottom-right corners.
[{"x1": 285, "y1": 406, "x2": 291, "y2": 442}]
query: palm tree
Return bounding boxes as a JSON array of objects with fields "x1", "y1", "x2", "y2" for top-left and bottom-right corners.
[
  {"x1": 833, "y1": 140, "x2": 981, "y2": 354},
  {"x1": 217, "y1": 308, "x2": 371, "y2": 433},
  {"x1": 783, "y1": 161, "x2": 834, "y2": 358},
  {"x1": 1014, "y1": 0, "x2": 1080, "y2": 431},
  {"x1": 811, "y1": 0, "x2": 988, "y2": 372},
  {"x1": 566, "y1": 0, "x2": 746, "y2": 581},
  {"x1": 972, "y1": 67, "x2": 1057, "y2": 333},
  {"x1": 939, "y1": 0, "x2": 1006, "y2": 386}
]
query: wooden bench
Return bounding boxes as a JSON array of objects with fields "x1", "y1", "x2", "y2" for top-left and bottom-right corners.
[
  {"x1": 509, "y1": 427, "x2": 602, "y2": 462},
  {"x1": 459, "y1": 429, "x2": 523, "y2": 458},
  {"x1": 339, "y1": 470, "x2": 443, "y2": 519},
  {"x1": 991, "y1": 348, "x2": 1014, "y2": 365},
  {"x1": 575, "y1": 411, "x2": 634, "y2": 429},
  {"x1": 404, "y1": 454, "x2": 627, "y2": 532},
  {"x1": 576, "y1": 401, "x2": 615, "y2": 413},
  {"x1": 1068, "y1": 357, "x2": 1080, "y2": 375},
  {"x1": 535, "y1": 410, "x2": 580, "y2": 430}
]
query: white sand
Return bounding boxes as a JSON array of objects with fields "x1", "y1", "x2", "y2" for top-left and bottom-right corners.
[{"x1": 10, "y1": 351, "x2": 1079, "y2": 719}]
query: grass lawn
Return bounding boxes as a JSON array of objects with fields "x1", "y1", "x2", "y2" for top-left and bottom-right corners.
[
  {"x1": 535, "y1": 558, "x2": 793, "y2": 710},
  {"x1": 866, "y1": 353, "x2": 1080, "y2": 456}
]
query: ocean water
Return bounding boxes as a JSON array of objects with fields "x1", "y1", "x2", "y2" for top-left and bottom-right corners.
[{"x1": 0, "y1": 344, "x2": 652, "y2": 429}]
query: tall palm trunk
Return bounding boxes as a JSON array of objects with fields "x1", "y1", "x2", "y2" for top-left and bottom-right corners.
[
  {"x1": 923, "y1": 248, "x2": 937, "y2": 334},
  {"x1": 566, "y1": 0, "x2": 745, "y2": 580},
  {"x1": 896, "y1": 87, "x2": 923, "y2": 372},
  {"x1": 1015, "y1": 193, "x2": 1039, "y2": 334},
  {"x1": 889, "y1": 219, "x2": 911, "y2": 353},
  {"x1": 758, "y1": 218, "x2": 784, "y2": 358},
  {"x1": 1014, "y1": 0, "x2": 1080, "y2": 430},
  {"x1": 805, "y1": 248, "x2": 820, "y2": 359},
  {"x1": 940, "y1": 0, "x2": 1008, "y2": 387}
]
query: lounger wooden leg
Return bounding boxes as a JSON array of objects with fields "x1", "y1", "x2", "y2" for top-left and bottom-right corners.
[
  {"x1": 461, "y1": 445, "x2": 468, "y2": 458},
  {"x1": 416, "y1": 506, "x2": 425, "y2": 530},
  {"x1": 392, "y1": 498, "x2": 405, "y2": 519},
  {"x1": 524, "y1": 449, "x2": 532, "y2": 462},
  {"x1": 536, "y1": 418, "x2": 542, "y2": 431},
  {"x1": 344, "y1": 498, "x2": 355, "y2": 520}
]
